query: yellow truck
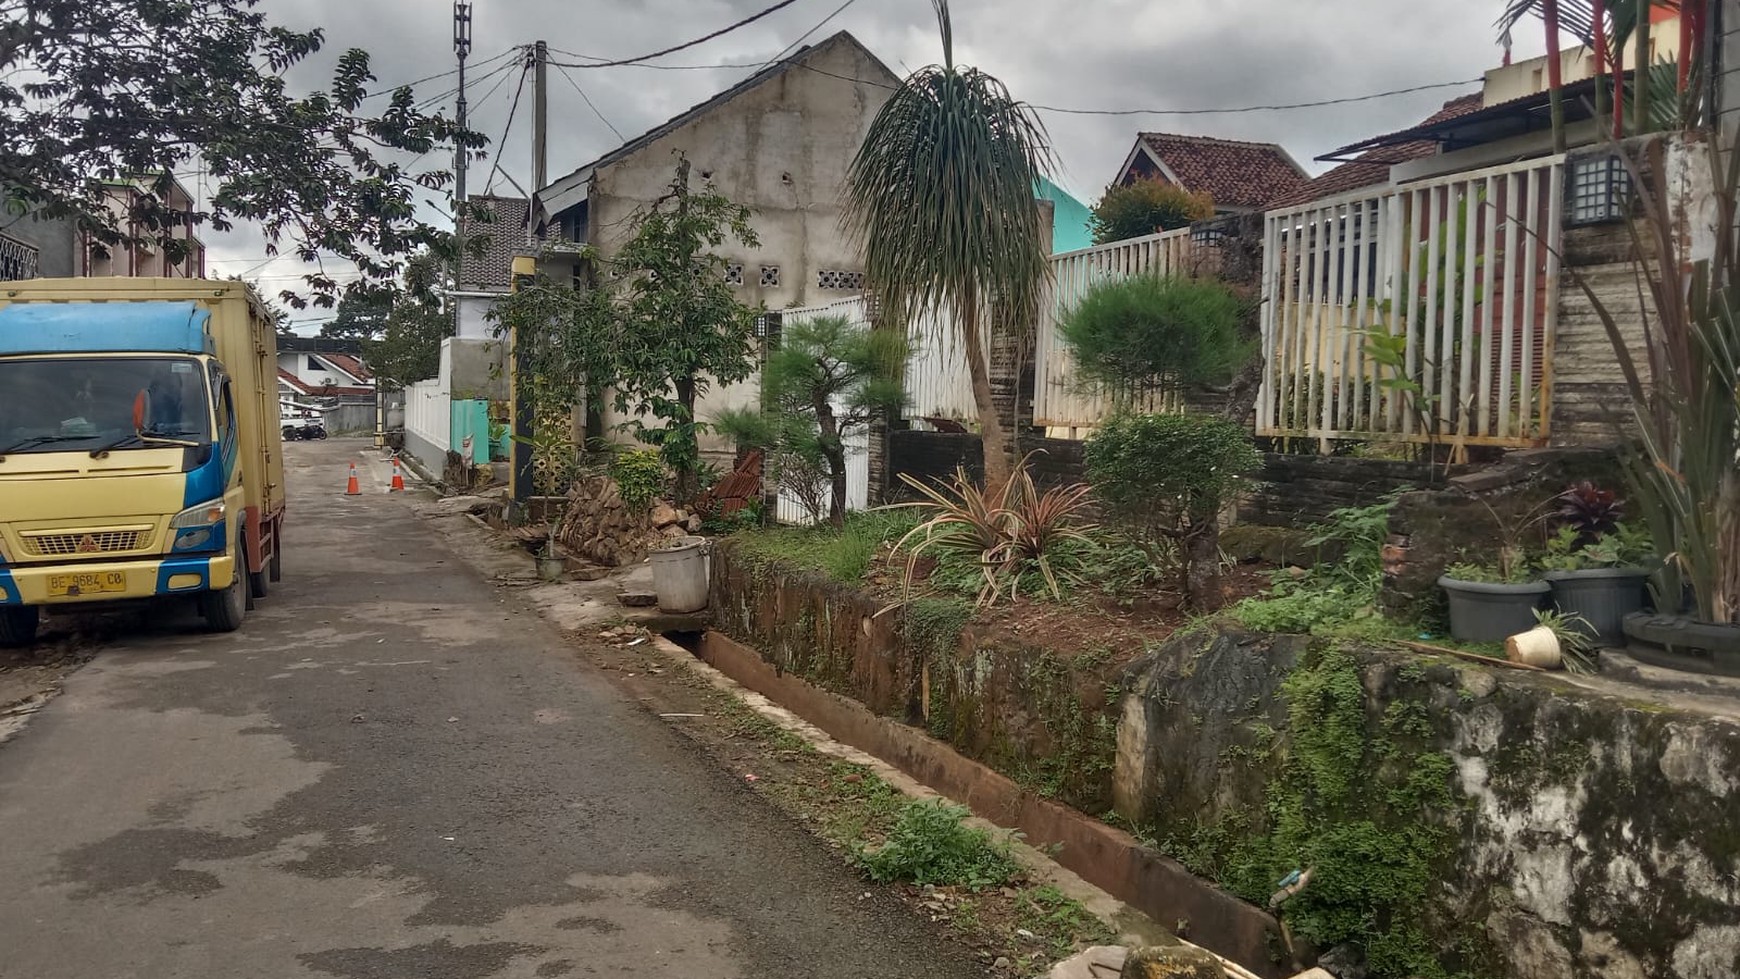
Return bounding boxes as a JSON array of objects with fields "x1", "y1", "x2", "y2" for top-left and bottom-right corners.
[{"x1": 0, "y1": 279, "x2": 286, "y2": 646}]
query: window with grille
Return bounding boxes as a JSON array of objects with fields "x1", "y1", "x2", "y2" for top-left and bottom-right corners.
[
  {"x1": 0, "y1": 234, "x2": 39, "y2": 281},
  {"x1": 1566, "y1": 154, "x2": 1631, "y2": 227},
  {"x1": 816, "y1": 269, "x2": 866, "y2": 291},
  {"x1": 723, "y1": 262, "x2": 743, "y2": 286},
  {"x1": 759, "y1": 265, "x2": 780, "y2": 288}
]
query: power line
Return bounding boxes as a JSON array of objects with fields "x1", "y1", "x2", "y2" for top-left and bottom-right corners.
[
  {"x1": 546, "y1": 0, "x2": 804, "y2": 68},
  {"x1": 753, "y1": 0, "x2": 859, "y2": 73},
  {"x1": 553, "y1": 63, "x2": 626, "y2": 142},
  {"x1": 484, "y1": 61, "x2": 532, "y2": 195},
  {"x1": 784, "y1": 60, "x2": 1481, "y2": 117},
  {"x1": 361, "y1": 46, "x2": 519, "y2": 100}
]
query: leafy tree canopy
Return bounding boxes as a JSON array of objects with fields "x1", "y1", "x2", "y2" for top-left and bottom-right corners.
[
  {"x1": 493, "y1": 158, "x2": 760, "y2": 501},
  {"x1": 0, "y1": 0, "x2": 482, "y2": 307},
  {"x1": 714, "y1": 314, "x2": 908, "y2": 525},
  {"x1": 1090, "y1": 180, "x2": 1213, "y2": 245}
]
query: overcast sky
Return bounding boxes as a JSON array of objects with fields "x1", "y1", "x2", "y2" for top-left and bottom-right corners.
[{"x1": 217, "y1": 0, "x2": 1547, "y2": 332}]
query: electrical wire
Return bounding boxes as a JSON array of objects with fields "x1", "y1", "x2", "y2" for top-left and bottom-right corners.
[
  {"x1": 546, "y1": 0, "x2": 804, "y2": 68},
  {"x1": 483, "y1": 60, "x2": 532, "y2": 195},
  {"x1": 783, "y1": 60, "x2": 1481, "y2": 117},
  {"x1": 752, "y1": 0, "x2": 859, "y2": 73},
  {"x1": 361, "y1": 46, "x2": 520, "y2": 100},
  {"x1": 553, "y1": 63, "x2": 626, "y2": 142}
]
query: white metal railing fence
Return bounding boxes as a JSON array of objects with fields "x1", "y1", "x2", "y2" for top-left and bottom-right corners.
[
  {"x1": 1257, "y1": 156, "x2": 1564, "y2": 449},
  {"x1": 404, "y1": 378, "x2": 450, "y2": 454},
  {"x1": 1033, "y1": 229, "x2": 1196, "y2": 431}
]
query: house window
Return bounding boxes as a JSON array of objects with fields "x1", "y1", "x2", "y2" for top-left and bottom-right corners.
[
  {"x1": 0, "y1": 234, "x2": 39, "y2": 281},
  {"x1": 723, "y1": 262, "x2": 743, "y2": 286},
  {"x1": 816, "y1": 269, "x2": 866, "y2": 291},
  {"x1": 1566, "y1": 154, "x2": 1631, "y2": 227},
  {"x1": 759, "y1": 265, "x2": 780, "y2": 288},
  {"x1": 308, "y1": 355, "x2": 324, "y2": 371}
]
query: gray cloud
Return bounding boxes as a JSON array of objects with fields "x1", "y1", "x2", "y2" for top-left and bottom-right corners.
[{"x1": 229, "y1": 0, "x2": 1542, "y2": 326}]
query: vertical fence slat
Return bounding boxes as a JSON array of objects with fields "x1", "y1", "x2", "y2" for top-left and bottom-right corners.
[
  {"x1": 1275, "y1": 217, "x2": 1298, "y2": 433},
  {"x1": 1497, "y1": 172, "x2": 1521, "y2": 439},
  {"x1": 1350, "y1": 200, "x2": 1373, "y2": 431},
  {"x1": 1457, "y1": 178, "x2": 1480, "y2": 439},
  {"x1": 1475, "y1": 175, "x2": 1500, "y2": 438},
  {"x1": 1322, "y1": 204, "x2": 1346, "y2": 440},
  {"x1": 1383, "y1": 193, "x2": 1407, "y2": 432},
  {"x1": 1258, "y1": 214, "x2": 1281, "y2": 433},
  {"x1": 1519, "y1": 169, "x2": 1541, "y2": 433},
  {"x1": 1417, "y1": 188, "x2": 1440, "y2": 436}
]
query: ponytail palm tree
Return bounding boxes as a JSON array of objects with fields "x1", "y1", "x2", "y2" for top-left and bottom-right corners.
[{"x1": 844, "y1": 0, "x2": 1051, "y2": 492}]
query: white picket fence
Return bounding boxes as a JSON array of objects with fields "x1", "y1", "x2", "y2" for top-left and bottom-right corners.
[
  {"x1": 1257, "y1": 156, "x2": 1564, "y2": 448},
  {"x1": 404, "y1": 378, "x2": 450, "y2": 454},
  {"x1": 1034, "y1": 229, "x2": 1196, "y2": 431}
]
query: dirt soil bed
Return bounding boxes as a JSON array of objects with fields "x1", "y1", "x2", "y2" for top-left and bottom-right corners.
[{"x1": 577, "y1": 627, "x2": 1116, "y2": 975}]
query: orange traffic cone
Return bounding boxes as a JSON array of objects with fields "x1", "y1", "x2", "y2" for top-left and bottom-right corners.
[
  {"x1": 389, "y1": 458, "x2": 406, "y2": 493},
  {"x1": 345, "y1": 462, "x2": 361, "y2": 496}
]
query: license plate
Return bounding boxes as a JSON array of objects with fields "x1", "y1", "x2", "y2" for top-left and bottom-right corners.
[{"x1": 47, "y1": 571, "x2": 127, "y2": 598}]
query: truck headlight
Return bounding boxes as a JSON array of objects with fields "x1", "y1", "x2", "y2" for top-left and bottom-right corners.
[{"x1": 170, "y1": 501, "x2": 226, "y2": 529}]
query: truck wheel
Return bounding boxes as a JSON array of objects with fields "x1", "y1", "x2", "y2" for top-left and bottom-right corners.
[
  {"x1": 200, "y1": 546, "x2": 248, "y2": 633},
  {"x1": 247, "y1": 533, "x2": 269, "y2": 602},
  {"x1": 0, "y1": 607, "x2": 38, "y2": 649}
]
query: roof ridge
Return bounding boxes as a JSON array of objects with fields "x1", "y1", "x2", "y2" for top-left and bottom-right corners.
[{"x1": 1138, "y1": 132, "x2": 1290, "y2": 150}]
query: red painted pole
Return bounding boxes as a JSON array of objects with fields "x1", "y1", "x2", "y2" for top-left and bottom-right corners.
[
  {"x1": 1544, "y1": 0, "x2": 1567, "y2": 153},
  {"x1": 1679, "y1": 2, "x2": 1694, "y2": 92}
]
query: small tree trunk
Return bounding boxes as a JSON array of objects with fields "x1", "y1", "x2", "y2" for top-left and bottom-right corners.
[
  {"x1": 674, "y1": 375, "x2": 699, "y2": 503},
  {"x1": 817, "y1": 401, "x2": 847, "y2": 528},
  {"x1": 1183, "y1": 522, "x2": 1224, "y2": 611},
  {"x1": 960, "y1": 301, "x2": 1012, "y2": 492},
  {"x1": 1544, "y1": 0, "x2": 1567, "y2": 154}
]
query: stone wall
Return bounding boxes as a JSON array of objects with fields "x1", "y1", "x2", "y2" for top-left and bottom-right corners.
[
  {"x1": 1116, "y1": 625, "x2": 1740, "y2": 979},
  {"x1": 1380, "y1": 447, "x2": 1619, "y2": 615},
  {"x1": 712, "y1": 540, "x2": 1740, "y2": 979},
  {"x1": 1240, "y1": 453, "x2": 1444, "y2": 529}
]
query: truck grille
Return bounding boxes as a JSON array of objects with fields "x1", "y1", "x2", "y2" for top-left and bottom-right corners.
[{"x1": 21, "y1": 529, "x2": 150, "y2": 556}]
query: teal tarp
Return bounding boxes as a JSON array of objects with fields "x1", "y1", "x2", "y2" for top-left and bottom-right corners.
[
  {"x1": 450, "y1": 399, "x2": 491, "y2": 465},
  {"x1": 1037, "y1": 177, "x2": 1095, "y2": 254}
]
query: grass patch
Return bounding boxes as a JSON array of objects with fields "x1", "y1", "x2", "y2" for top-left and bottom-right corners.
[
  {"x1": 732, "y1": 509, "x2": 917, "y2": 583},
  {"x1": 856, "y1": 798, "x2": 1022, "y2": 890},
  {"x1": 1016, "y1": 885, "x2": 1115, "y2": 959}
]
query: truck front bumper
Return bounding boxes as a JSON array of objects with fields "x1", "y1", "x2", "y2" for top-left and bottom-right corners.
[{"x1": 0, "y1": 552, "x2": 237, "y2": 606}]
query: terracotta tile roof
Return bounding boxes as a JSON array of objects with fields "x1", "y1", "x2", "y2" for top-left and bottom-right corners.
[
  {"x1": 1267, "y1": 94, "x2": 1484, "y2": 209},
  {"x1": 319, "y1": 352, "x2": 372, "y2": 383},
  {"x1": 277, "y1": 367, "x2": 314, "y2": 395},
  {"x1": 1132, "y1": 133, "x2": 1307, "y2": 210}
]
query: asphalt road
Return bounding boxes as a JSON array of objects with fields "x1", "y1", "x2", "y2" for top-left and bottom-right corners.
[{"x1": 0, "y1": 438, "x2": 986, "y2": 979}]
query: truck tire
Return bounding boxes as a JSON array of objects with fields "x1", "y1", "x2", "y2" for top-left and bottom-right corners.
[
  {"x1": 247, "y1": 531, "x2": 269, "y2": 602},
  {"x1": 200, "y1": 545, "x2": 248, "y2": 633},
  {"x1": 0, "y1": 607, "x2": 38, "y2": 648}
]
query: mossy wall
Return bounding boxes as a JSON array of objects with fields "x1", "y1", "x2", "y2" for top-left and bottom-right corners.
[
  {"x1": 711, "y1": 541, "x2": 1123, "y2": 815},
  {"x1": 1119, "y1": 626, "x2": 1740, "y2": 979},
  {"x1": 713, "y1": 544, "x2": 1740, "y2": 979}
]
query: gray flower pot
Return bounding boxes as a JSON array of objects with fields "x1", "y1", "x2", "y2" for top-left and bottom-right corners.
[
  {"x1": 1622, "y1": 612, "x2": 1740, "y2": 677},
  {"x1": 1439, "y1": 575, "x2": 1552, "y2": 644},
  {"x1": 1545, "y1": 568, "x2": 1651, "y2": 643}
]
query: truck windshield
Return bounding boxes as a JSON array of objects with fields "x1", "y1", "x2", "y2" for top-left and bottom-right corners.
[{"x1": 0, "y1": 356, "x2": 212, "y2": 454}]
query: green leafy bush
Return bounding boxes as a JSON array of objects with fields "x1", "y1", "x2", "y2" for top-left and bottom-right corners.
[
  {"x1": 734, "y1": 510, "x2": 916, "y2": 584},
  {"x1": 1441, "y1": 561, "x2": 1535, "y2": 585},
  {"x1": 1085, "y1": 413, "x2": 1261, "y2": 609},
  {"x1": 857, "y1": 799, "x2": 1020, "y2": 890},
  {"x1": 1059, "y1": 274, "x2": 1250, "y2": 398},
  {"x1": 1089, "y1": 179, "x2": 1214, "y2": 244},
  {"x1": 1233, "y1": 498, "x2": 1396, "y2": 636},
  {"x1": 608, "y1": 448, "x2": 667, "y2": 512}
]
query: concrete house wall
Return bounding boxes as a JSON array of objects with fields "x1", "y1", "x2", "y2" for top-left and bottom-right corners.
[{"x1": 540, "y1": 33, "x2": 897, "y2": 456}]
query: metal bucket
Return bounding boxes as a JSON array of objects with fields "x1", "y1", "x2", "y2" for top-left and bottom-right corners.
[{"x1": 650, "y1": 536, "x2": 710, "y2": 613}]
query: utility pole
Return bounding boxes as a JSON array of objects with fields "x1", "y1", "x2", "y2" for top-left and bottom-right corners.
[
  {"x1": 532, "y1": 40, "x2": 548, "y2": 209},
  {"x1": 452, "y1": 2, "x2": 473, "y2": 303}
]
